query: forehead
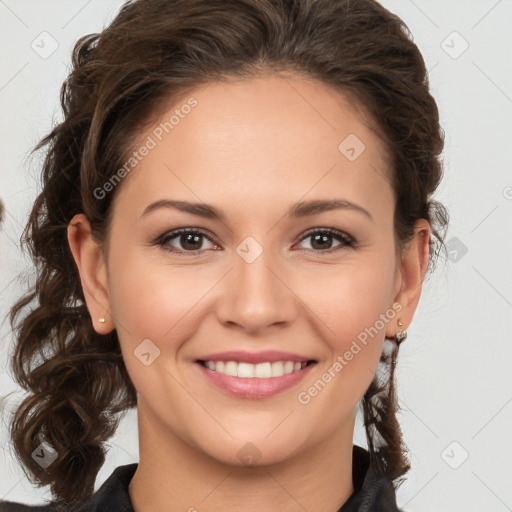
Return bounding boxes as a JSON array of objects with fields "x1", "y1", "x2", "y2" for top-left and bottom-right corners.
[
  {"x1": 112, "y1": 73, "x2": 393, "y2": 219},
  {"x1": 153, "y1": 74, "x2": 387, "y2": 163}
]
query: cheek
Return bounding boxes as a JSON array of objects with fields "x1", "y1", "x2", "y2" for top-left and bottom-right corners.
[
  {"x1": 108, "y1": 251, "x2": 202, "y2": 344},
  {"x1": 304, "y1": 258, "x2": 396, "y2": 389},
  {"x1": 307, "y1": 257, "x2": 396, "y2": 340},
  {"x1": 290, "y1": 263, "x2": 396, "y2": 440},
  {"x1": 106, "y1": 250, "x2": 205, "y2": 403}
]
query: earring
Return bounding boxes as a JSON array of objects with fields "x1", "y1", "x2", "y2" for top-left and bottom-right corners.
[
  {"x1": 98, "y1": 317, "x2": 106, "y2": 323},
  {"x1": 395, "y1": 319, "x2": 407, "y2": 345}
]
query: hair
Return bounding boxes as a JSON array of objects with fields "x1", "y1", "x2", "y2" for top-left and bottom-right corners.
[{"x1": 5, "y1": 0, "x2": 448, "y2": 507}]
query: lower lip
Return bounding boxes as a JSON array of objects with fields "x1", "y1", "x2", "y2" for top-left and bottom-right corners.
[{"x1": 195, "y1": 362, "x2": 316, "y2": 399}]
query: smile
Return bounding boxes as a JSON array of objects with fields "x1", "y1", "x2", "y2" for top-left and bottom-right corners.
[{"x1": 198, "y1": 360, "x2": 313, "y2": 378}]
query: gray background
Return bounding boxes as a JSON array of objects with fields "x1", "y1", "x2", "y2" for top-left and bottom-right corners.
[{"x1": 1, "y1": 1, "x2": 511, "y2": 510}]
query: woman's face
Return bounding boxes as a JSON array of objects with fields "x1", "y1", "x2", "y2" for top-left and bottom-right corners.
[{"x1": 71, "y1": 73, "x2": 428, "y2": 467}]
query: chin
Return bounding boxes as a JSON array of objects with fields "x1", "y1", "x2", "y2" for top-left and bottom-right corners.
[{"x1": 197, "y1": 436, "x2": 299, "y2": 469}]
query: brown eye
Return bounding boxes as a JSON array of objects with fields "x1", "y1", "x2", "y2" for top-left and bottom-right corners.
[
  {"x1": 157, "y1": 228, "x2": 218, "y2": 254},
  {"x1": 297, "y1": 228, "x2": 355, "y2": 253}
]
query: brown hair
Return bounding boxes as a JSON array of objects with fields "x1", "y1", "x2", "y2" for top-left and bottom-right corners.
[{"x1": 5, "y1": 0, "x2": 448, "y2": 507}]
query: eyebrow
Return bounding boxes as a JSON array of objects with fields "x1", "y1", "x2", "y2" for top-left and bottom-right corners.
[{"x1": 141, "y1": 198, "x2": 373, "y2": 222}]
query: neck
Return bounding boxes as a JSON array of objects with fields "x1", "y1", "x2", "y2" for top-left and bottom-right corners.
[{"x1": 129, "y1": 399, "x2": 356, "y2": 512}]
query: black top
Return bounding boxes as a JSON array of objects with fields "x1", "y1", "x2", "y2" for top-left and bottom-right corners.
[{"x1": 0, "y1": 445, "x2": 403, "y2": 511}]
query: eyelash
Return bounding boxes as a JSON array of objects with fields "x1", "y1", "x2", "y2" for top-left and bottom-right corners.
[{"x1": 154, "y1": 227, "x2": 356, "y2": 256}]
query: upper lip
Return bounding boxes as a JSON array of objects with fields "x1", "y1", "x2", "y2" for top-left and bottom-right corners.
[{"x1": 196, "y1": 350, "x2": 316, "y2": 364}]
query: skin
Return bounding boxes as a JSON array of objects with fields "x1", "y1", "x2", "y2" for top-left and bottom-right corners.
[{"x1": 68, "y1": 73, "x2": 430, "y2": 512}]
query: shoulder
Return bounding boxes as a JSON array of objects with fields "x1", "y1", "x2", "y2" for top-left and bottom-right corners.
[{"x1": 0, "y1": 462, "x2": 138, "y2": 512}]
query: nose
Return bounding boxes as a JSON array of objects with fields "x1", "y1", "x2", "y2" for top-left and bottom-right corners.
[{"x1": 215, "y1": 242, "x2": 298, "y2": 335}]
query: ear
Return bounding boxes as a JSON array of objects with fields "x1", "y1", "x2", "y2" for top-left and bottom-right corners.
[
  {"x1": 67, "y1": 213, "x2": 113, "y2": 334},
  {"x1": 386, "y1": 218, "x2": 431, "y2": 339}
]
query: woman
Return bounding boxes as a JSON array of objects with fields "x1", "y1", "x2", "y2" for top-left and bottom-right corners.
[{"x1": 1, "y1": 0, "x2": 448, "y2": 510}]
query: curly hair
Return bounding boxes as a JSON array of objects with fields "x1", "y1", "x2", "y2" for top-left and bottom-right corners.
[{"x1": 5, "y1": 0, "x2": 448, "y2": 507}]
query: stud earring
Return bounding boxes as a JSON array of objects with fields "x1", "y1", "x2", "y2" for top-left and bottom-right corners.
[
  {"x1": 395, "y1": 319, "x2": 407, "y2": 345},
  {"x1": 98, "y1": 317, "x2": 106, "y2": 323}
]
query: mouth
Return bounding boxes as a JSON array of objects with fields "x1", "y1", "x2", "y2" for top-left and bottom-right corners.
[
  {"x1": 196, "y1": 359, "x2": 316, "y2": 378},
  {"x1": 194, "y1": 353, "x2": 317, "y2": 399}
]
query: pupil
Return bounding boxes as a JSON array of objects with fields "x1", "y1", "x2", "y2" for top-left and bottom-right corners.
[
  {"x1": 182, "y1": 233, "x2": 201, "y2": 250},
  {"x1": 312, "y1": 234, "x2": 331, "y2": 250}
]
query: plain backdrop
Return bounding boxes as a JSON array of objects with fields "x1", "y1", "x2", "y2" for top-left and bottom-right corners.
[{"x1": 0, "y1": 1, "x2": 511, "y2": 511}]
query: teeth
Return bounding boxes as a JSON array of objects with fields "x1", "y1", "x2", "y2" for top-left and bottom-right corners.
[
  {"x1": 202, "y1": 360, "x2": 308, "y2": 378},
  {"x1": 238, "y1": 362, "x2": 255, "y2": 378}
]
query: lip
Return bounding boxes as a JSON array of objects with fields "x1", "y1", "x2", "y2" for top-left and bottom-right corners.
[
  {"x1": 197, "y1": 350, "x2": 314, "y2": 364},
  {"x1": 195, "y1": 359, "x2": 317, "y2": 399}
]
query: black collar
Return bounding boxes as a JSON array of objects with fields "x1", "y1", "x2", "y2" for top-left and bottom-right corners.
[{"x1": 338, "y1": 445, "x2": 403, "y2": 511}]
